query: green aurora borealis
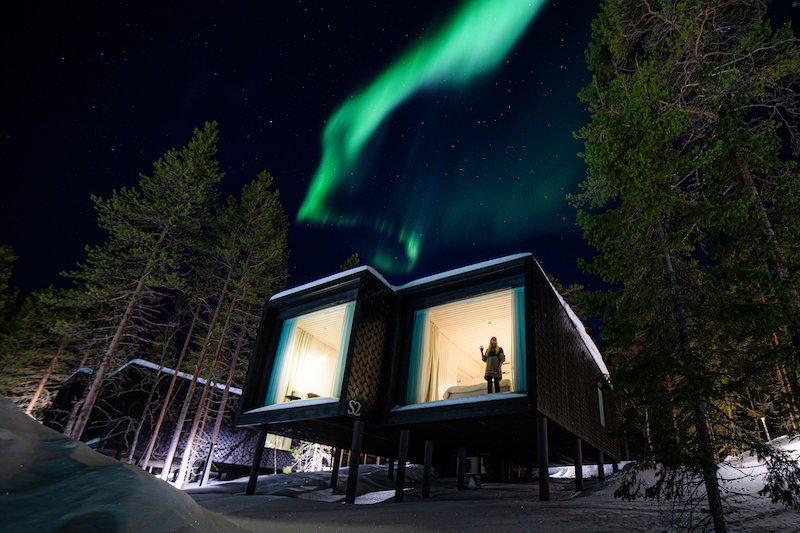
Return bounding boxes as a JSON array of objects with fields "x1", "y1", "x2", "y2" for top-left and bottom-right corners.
[{"x1": 297, "y1": 0, "x2": 586, "y2": 273}]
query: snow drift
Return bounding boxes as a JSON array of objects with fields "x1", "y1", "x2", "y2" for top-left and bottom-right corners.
[{"x1": 0, "y1": 397, "x2": 241, "y2": 532}]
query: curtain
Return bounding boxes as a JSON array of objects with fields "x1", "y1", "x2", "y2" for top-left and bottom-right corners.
[
  {"x1": 265, "y1": 317, "x2": 298, "y2": 405},
  {"x1": 435, "y1": 328, "x2": 463, "y2": 400},
  {"x1": 264, "y1": 302, "x2": 356, "y2": 405},
  {"x1": 266, "y1": 326, "x2": 315, "y2": 405},
  {"x1": 511, "y1": 286, "x2": 527, "y2": 391},
  {"x1": 283, "y1": 328, "x2": 314, "y2": 399},
  {"x1": 410, "y1": 317, "x2": 466, "y2": 402},
  {"x1": 406, "y1": 309, "x2": 430, "y2": 404},
  {"x1": 425, "y1": 322, "x2": 440, "y2": 402}
]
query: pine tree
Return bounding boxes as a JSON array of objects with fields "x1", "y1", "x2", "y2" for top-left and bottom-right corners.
[
  {"x1": 574, "y1": 1, "x2": 800, "y2": 530},
  {"x1": 0, "y1": 287, "x2": 79, "y2": 412},
  {"x1": 162, "y1": 171, "x2": 288, "y2": 486},
  {"x1": 64, "y1": 122, "x2": 223, "y2": 440},
  {"x1": 340, "y1": 252, "x2": 361, "y2": 270}
]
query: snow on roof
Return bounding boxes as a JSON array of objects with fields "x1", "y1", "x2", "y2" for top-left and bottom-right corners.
[
  {"x1": 395, "y1": 253, "x2": 532, "y2": 291},
  {"x1": 64, "y1": 358, "x2": 242, "y2": 395},
  {"x1": 270, "y1": 265, "x2": 393, "y2": 301},
  {"x1": 534, "y1": 259, "x2": 611, "y2": 383},
  {"x1": 270, "y1": 253, "x2": 532, "y2": 302}
]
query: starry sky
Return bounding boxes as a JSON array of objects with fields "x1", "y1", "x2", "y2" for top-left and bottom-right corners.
[{"x1": 2, "y1": 0, "x2": 605, "y2": 295}]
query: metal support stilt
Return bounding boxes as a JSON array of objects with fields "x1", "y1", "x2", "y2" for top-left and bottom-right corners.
[
  {"x1": 457, "y1": 445, "x2": 466, "y2": 491},
  {"x1": 423, "y1": 440, "x2": 433, "y2": 498},
  {"x1": 574, "y1": 437, "x2": 583, "y2": 492},
  {"x1": 330, "y1": 447, "x2": 340, "y2": 489},
  {"x1": 597, "y1": 451, "x2": 605, "y2": 482},
  {"x1": 345, "y1": 421, "x2": 363, "y2": 504},
  {"x1": 394, "y1": 430, "x2": 409, "y2": 502},
  {"x1": 537, "y1": 416, "x2": 550, "y2": 501},
  {"x1": 246, "y1": 427, "x2": 268, "y2": 495}
]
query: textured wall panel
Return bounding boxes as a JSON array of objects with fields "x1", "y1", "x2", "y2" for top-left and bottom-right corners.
[
  {"x1": 531, "y1": 265, "x2": 619, "y2": 458},
  {"x1": 345, "y1": 273, "x2": 393, "y2": 420}
]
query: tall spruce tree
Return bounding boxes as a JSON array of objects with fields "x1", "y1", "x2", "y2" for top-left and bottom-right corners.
[
  {"x1": 574, "y1": 1, "x2": 800, "y2": 530},
  {"x1": 162, "y1": 171, "x2": 288, "y2": 485},
  {"x1": 64, "y1": 122, "x2": 223, "y2": 440}
]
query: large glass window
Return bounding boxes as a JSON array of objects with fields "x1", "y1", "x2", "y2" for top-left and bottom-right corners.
[
  {"x1": 406, "y1": 287, "x2": 526, "y2": 404},
  {"x1": 265, "y1": 302, "x2": 355, "y2": 406}
]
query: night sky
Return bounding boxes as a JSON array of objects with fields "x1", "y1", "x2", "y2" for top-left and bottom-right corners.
[{"x1": 2, "y1": 0, "x2": 618, "y2": 295}]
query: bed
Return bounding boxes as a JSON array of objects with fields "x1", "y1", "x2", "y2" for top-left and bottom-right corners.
[{"x1": 443, "y1": 379, "x2": 511, "y2": 399}]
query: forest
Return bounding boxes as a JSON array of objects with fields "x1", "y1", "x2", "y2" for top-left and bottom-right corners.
[
  {"x1": 1, "y1": 1, "x2": 799, "y2": 532},
  {"x1": 0, "y1": 121, "x2": 291, "y2": 488},
  {"x1": 572, "y1": 1, "x2": 800, "y2": 531}
]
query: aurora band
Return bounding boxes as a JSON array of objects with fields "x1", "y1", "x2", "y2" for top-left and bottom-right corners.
[{"x1": 296, "y1": 0, "x2": 547, "y2": 271}]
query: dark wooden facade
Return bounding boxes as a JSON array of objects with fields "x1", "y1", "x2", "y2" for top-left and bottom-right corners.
[{"x1": 237, "y1": 254, "x2": 619, "y2": 477}]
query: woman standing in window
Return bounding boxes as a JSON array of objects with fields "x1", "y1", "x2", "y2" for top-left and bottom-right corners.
[{"x1": 480, "y1": 337, "x2": 505, "y2": 393}]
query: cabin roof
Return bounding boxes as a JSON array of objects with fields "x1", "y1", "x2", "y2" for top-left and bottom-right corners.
[
  {"x1": 394, "y1": 253, "x2": 532, "y2": 291},
  {"x1": 270, "y1": 253, "x2": 531, "y2": 302},
  {"x1": 269, "y1": 265, "x2": 393, "y2": 301},
  {"x1": 64, "y1": 358, "x2": 243, "y2": 395},
  {"x1": 535, "y1": 261, "x2": 610, "y2": 380}
]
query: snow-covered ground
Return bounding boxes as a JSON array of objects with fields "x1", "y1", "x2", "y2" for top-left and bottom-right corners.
[
  {"x1": 2, "y1": 396, "x2": 799, "y2": 532},
  {"x1": 0, "y1": 397, "x2": 241, "y2": 532},
  {"x1": 720, "y1": 435, "x2": 800, "y2": 494}
]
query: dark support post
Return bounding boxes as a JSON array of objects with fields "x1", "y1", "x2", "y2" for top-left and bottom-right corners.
[
  {"x1": 574, "y1": 437, "x2": 583, "y2": 492},
  {"x1": 597, "y1": 451, "x2": 605, "y2": 482},
  {"x1": 388, "y1": 457, "x2": 395, "y2": 480},
  {"x1": 199, "y1": 442, "x2": 215, "y2": 487},
  {"x1": 457, "y1": 445, "x2": 466, "y2": 491},
  {"x1": 537, "y1": 416, "x2": 550, "y2": 501},
  {"x1": 612, "y1": 459, "x2": 619, "y2": 474},
  {"x1": 246, "y1": 427, "x2": 268, "y2": 495},
  {"x1": 345, "y1": 421, "x2": 364, "y2": 504},
  {"x1": 394, "y1": 430, "x2": 410, "y2": 502},
  {"x1": 422, "y1": 440, "x2": 434, "y2": 499},
  {"x1": 330, "y1": 447, "x2": 341, "y2": 490}
]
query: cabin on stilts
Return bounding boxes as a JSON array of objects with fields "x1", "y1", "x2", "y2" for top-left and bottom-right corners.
[{"x1": 237, "y1": 253, "x2": 619, "y2": 502}]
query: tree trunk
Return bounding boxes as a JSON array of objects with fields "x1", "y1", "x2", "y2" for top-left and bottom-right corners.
[
  {"x1": 775, "y1": 365, "x2": 799, "y2": 430},
  {"x1": 174, "y1": 314, "x2": 231, "y2": 488},
  {"x1": 159, "y1": 269, "x2": 233, "y2": 481},
  {"x1": 201, "y1": 327, "x2": 246, "y2": 485},
  {"x1": 66, "y1": 229, "x2": 168, "y2": 440},
  {"x1": 126, "y1": 337, "x2": 172, "y2": 464},
  {"x1": 735, "y1": 153, "x2": 800, "y2": 372},
  {"x1": 659, "y1": 225, "x2": 727, "y2": 533},
  {"x1": 140, "y1": 303, "x2": 201, "y2": 470},
  {"x1": 76, "y1": 351, "x2": 89, "y2": 371},
  {"x1": 185, "y1": 386, "x2": 215, "y2": 486},
  {"x1": 25, "y1": 336, "x2": 67, "y2": 415}
]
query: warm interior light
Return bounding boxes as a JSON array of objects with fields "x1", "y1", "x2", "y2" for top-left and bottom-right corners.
[
  {"x1": 407, "y1": 287, "x2": 525, "y2": 404},
  {"x1": 266, "y1": 302, "x2": 355, "y2": 405}
]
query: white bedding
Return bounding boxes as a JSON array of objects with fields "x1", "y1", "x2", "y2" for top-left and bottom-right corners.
[{"x1": 443, "y1": 379, "x2": 511, "y2": 399}]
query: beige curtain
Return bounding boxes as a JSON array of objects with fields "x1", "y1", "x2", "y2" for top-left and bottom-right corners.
[{"x1": 281, "y1": 327, "x2": 314, "y2": 401}]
